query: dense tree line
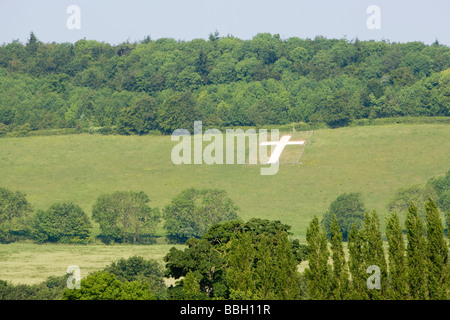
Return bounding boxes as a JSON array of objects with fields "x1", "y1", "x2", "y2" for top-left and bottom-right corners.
[
  {"x1": 0, "y1": 187, "x2": 238, "y2": 244},
  {"x1": 306, "y1": 198, "x2": 449, "y2": 300},
  {"x1": 0, "y1": 33, "x2": 449, "y2": 136}
]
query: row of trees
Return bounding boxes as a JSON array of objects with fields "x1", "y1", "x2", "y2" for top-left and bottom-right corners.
[
  {"x1": 0, "y1": 187, "x2": 239, "y2": 244},
  {"x1": 306, "y1": 198, "x2": 449, "y2": 300},
  {"x1": 388, "y1": 169, "x2": 450, "y2": 216},
  {"x1": 1, "y1": 33, "x2": 449, "y2": 136},
  {"x1": 2, "y1": 171, "x2": 448, "y2": 244},
  {"x1": 2, "y1": 170, "x2": 448, "y2": 244},
  {"x1": 2, "y1": 198, "x2": 447, "y2": 300},
  {"x1": 320, "y1": 170, "x2": 450, "y2": 242}
]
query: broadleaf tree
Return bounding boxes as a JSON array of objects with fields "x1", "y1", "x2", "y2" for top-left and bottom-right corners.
[{"x1": 92, "y1": 191, "x2": 160, "y2": 243}]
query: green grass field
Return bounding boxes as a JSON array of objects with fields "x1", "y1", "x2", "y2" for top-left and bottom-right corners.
[
  {"x1": 1, "y1": 123, "x2": 449, "y2": 238},
  {"x1": 0, "y1": 242, "x2": 182, "y2": 285},
  {"x1": 0, "y1": 123, "x2": 449, "y2": 284}
]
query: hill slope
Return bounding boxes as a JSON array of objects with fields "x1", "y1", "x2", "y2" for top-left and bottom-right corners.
[{"x1": 0, "y1": 123, "x2": 449, "y2": 240}]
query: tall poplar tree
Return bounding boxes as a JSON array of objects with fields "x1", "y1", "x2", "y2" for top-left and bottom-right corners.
[
  {"x1": 348, "y1": 224, "x2": 368, "y2": 299},
  {"x1": 226, "y1": 232, "x2": 257, "y2": 299},
  {"x1": 270, "y1": 231, "x2": 302, "y2": 300},
  {"x1": 304, "y1": 216, "x2": 331, "y2": 299},
  {"x1": 405, "y1": 202, "x2": 427, "y2": 299},
  {"x1": 386, "y1": 211, "x2": 409, "y2": 299},
  {"x1": 226, "y1": 229, "x2": 301, "y2": 300},
  {"x1": 424, "y1": 197, "x2": 448, "y2": 300},
  {"x1": 330, "y1": 215, "x2": 350, "y2": 299},
  {"x1": 361, "y1": 211, "x2": 388, "y2": 299}
]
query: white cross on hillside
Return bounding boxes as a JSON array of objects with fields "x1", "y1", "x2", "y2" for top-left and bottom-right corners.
[{"x1": 260, "y1": 135, "x2": 305, "y2": 164}]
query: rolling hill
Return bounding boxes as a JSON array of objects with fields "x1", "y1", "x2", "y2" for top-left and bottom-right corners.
[{"x1": 1, "y1": 123, "x2": 449, "y2": 240}]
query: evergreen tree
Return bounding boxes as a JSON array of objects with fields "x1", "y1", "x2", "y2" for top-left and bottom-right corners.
[
  {"x1": 424, "y1": 197, "x2": 448, "y2": 299},
  {"x1": 329, "y1": 215, "x2": 350, "y2": 299},
  {"x1": 304, "y1": 216, "x2": 331, "y2": 299},
  {"x1": 25, "y1": 32, "x2": 40, "y2": 56},
  {"x1": 405, "y1": 202, "x2": 427, "y2": 299},
  {"x1": 347, "y1": 224, "x2": 368, "y2": 299},
  {"x1": 386, "y1": 212, "x2": 409, "y2": 299}
]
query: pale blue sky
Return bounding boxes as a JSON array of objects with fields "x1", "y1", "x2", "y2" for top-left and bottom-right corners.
[{"x1": 1, "y1": 0, "x2": 449, "y2": 45}]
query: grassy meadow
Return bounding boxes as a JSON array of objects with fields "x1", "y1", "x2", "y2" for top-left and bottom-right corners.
[
  {"x1": 0, "y1": 242, "x2": 182, "y2": 285},
  {"x1": 0, "y1": 123, "x2": 449, "y2": 284},
  {"x1": 1, "y1": 123, "x2": 448, "y2": 237}
]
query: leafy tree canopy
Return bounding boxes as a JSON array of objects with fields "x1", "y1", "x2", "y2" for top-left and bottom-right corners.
[
  {"x1": 62, "y1": 271, "x2": 156, "y2": 300},
  {"x1": 32, "y1": 202, "x2": 91, "y2": 243},
  {"x1": 321, "y1": 192, "x2": 366, "y2": 241},
  {"x1": 0, "y1": 187, "x2": 33, "y2": 242},
  {"x1": 1, "y1": 33, "x2": 449, "y2": 136},
  {"x1": 163, "y1": 188, "x2": 239, "y2": 243},
  {"x1": 92, "y1": 191, "x2": 160, "y2": 244}
]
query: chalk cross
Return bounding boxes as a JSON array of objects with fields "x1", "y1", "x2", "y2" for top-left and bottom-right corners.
[{"x1": 260, "y1": 135, "x2": 305, "y2": 164}]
